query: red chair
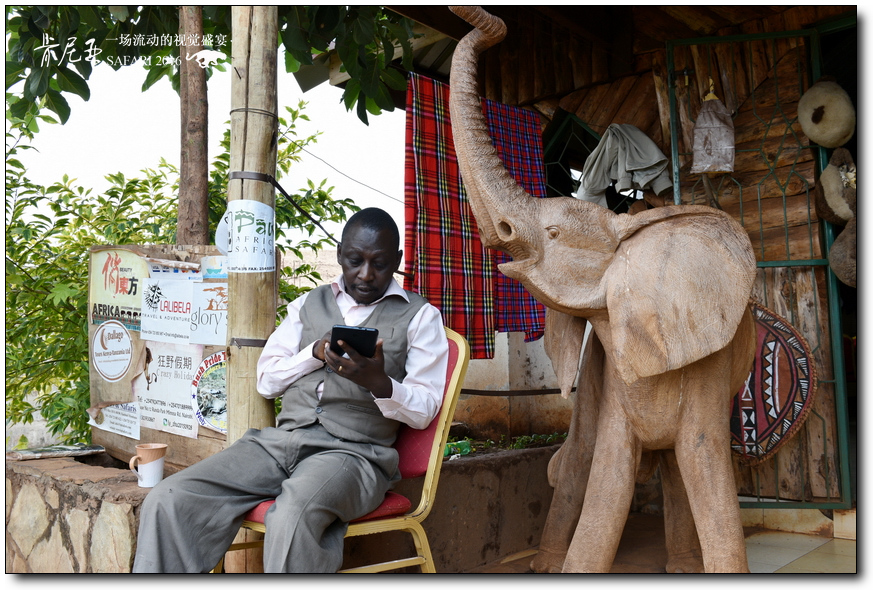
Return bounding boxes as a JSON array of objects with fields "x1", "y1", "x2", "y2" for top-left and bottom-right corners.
[{"x1": 214, "y1": 327, "x2": 470, "y2": 573}]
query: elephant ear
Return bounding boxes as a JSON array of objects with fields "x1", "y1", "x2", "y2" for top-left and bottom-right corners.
[
  {"x1": 544, "y1": 309, "x2": 587, "y2": 399},
  {"x1": 605, "y1": 207, "x2": 756, "y2": 384}
]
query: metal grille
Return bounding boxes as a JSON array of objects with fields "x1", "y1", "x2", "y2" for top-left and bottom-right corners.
[{"x1": 667, "y1": 21, "x2": 854, "y2": 509}]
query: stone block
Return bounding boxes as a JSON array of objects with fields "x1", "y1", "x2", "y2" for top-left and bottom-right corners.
[
  {"x1": 91, "y1": 501, "x2": 135, "y2": 573},
  {"x1": 8, "y1": 482, "x2": 50, "y2": 557}
]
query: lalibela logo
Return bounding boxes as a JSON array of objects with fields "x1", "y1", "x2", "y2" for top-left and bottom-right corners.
[{"x1": 144, "y1": 283, "x2": 164, "y2": 311}]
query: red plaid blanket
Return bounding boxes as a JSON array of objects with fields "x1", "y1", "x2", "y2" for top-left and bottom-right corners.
[{"x1": 404, "y1": 73, "x2": 545, "y2": 358}]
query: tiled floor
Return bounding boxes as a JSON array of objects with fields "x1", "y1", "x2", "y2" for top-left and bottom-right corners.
[
  {"x1": 747, "y1": 530, "x2": 856, "y2": 573},
  {"x1": 468, "y1": 513, "x2": 856, "y2": 573}
]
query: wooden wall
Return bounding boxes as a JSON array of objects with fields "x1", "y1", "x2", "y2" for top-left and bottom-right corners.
[{"x1": 740, "y1": 266, "x2": 840, "y2": 501}]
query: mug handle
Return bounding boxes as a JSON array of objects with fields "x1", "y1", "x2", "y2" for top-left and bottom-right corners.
[{"x1": 129, "y1": 455, "x2": 143, "y2": 481}]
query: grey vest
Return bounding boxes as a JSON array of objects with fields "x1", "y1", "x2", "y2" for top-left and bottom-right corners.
[{"x1": 276, "y1": 284, "x2": 428, "y2": 447}]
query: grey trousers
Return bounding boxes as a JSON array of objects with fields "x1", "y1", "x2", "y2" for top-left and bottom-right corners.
[{"x1": 132, "y1": 423, "x2": 398, "y2": 573}]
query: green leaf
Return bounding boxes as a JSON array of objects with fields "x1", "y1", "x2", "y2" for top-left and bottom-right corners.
[
  {"x1": 283, "y1": 48, "x2": 301, "y2": 73},
  {"x1": 48, "y1": 283, "x2": 79, "y2": 305},
  {"x1": 142, "y1": 64, "x2": 172, "y2": 92},
  {"x1": 342, "y1": 78, "x2": 361, "y2": 112},
  {"x1": 31, "y1": 7, "x2": 52, "y2": 30},
  {"x1": 356, "y1": 92, "x2": 370, "y2": 125},
  {"x1": 351, "y1": 8, "x2": 376, "y2": 45},
  {"x1": 359, "y1": 58, "x2": 382, "y2": 97},
  {"x1": 6, "y1": 61, "x2": 26, "y2": 90},
  {"x1": 76, "y1": 5, "x2": 106, "y2": 30},
  {"x1": 24, "y1": 66, "x2": 51, "y2": 100},
  {"x1": 364, "y1": 95, "x2": 383, "y2": 116},
  {"x1": 54, "y1": 65, "x2": 91, "y2": 101},
  {"x1": 311, "y1": 6, "x2": 342, "y2": 41},
  {"x1": 380, "y1": 67, "x2": 406, "y2": 91},
  {"x1": 43, "y1": 89, "x2": 70, "y2": 124},
  {"x1": 72, "y1": 57, "x2": 93, "y2": 84},
  {"x1": 379, "y1": 31, "x2": 396, "y2": 65},
  {"x1": 8, "y1": 96, "x2": 32, "y2": 120}
]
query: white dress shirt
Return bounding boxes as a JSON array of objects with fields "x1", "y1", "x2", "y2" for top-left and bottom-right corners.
[{"x1": 256, "y1": 276, "x2": 448, "y2": 430}]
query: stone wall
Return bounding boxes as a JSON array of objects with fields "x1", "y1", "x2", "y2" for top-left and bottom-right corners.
[
  {"x1": 5, "y1": 454, "x2": 147, "y2": 573},
  {"x1": 6, "y1": 445, "x2": 559, "y2": 573}
]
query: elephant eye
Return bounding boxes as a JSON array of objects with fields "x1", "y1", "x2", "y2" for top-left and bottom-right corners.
[{"x1": 547, "y1": 226, "x2": 560, "y2": 239}]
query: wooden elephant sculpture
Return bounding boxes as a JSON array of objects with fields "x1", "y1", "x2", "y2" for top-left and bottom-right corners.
[
  {"x1": 448, "y1": 6, "x2": 757, "y2": 572},
  {"x1": 534, "y1": 309, "x2": 754, "y2": 573}
]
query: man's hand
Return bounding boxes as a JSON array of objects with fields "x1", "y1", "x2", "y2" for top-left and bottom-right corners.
[
  {"x1": 312, "y1": 332, "x2": 332, "y2": 362},
  {"x1": 324, "y1": 338, "x2": 393, "y2": 398}
]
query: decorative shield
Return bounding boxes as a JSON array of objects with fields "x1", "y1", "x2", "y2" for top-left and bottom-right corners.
[{"x1": 730, "y1": 302, "x2": 818, "y2": 465}]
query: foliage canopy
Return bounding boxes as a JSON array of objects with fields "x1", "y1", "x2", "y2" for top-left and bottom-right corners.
[{"x1": 5, "y1": 5, "x2": 416, "y2": 128}]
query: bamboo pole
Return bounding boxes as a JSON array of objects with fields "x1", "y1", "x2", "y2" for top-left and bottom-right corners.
[{"x1": 227, "y1": 6, "x2": 278, "y2": 445}]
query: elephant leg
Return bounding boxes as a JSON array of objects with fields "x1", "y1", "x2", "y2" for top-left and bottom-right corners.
[
  {"x1": 673, "y1": 378, "x2": 749, "y2": 572},
  {"x1": 562, "y1": 395, "x2": 640, "y2": 573},
  {"x1": 531, "y1": 331, "x2": 603, "y2": 573},
  {"x1": 659, "y1": 450, "x2": 704, "y2": 573}
]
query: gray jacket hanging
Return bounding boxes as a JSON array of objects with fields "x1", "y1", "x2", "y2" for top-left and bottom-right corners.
[{"x1": 578, "y1": 123, "x2": 672, "y2": 207}]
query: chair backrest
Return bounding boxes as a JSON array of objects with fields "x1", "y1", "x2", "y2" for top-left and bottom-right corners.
[{"x1": 394, "y1": 327, "x2": 469, "y2": 483}]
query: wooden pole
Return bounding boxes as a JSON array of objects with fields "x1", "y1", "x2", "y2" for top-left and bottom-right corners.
[
  {"x1": 227, "y1": 6, "x2": 278, "y2": 444},
  {"x1": 222, "y1": 6, "x2": 278, "y2": 573},
  {"x1": 177, "y1": 6, "x2": 209, "y2": 245}
]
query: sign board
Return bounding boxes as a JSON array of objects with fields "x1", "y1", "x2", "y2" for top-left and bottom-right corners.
[{"x1": 88, "y1": 245, "x2": 231, "y2": 470}]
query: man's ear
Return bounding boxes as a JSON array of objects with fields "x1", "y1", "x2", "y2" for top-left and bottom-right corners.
[
  {"x1": 336, "y1": 242, "x2": 343, "y2": 264},
  {"x1": 394, "y1": 249, "x2": 403, "y2": 272}
]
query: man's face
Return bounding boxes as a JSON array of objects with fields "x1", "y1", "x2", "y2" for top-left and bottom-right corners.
[{"x1": 337, "y1": 225, "x2": 402, "y2": 305}]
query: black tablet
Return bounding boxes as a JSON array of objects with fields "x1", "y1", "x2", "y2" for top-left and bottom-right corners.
[{"x1": 329, "y1": 325, "x2": 379, "y2": 357}]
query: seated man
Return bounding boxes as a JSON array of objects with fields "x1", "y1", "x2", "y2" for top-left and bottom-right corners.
[{"x1": 133, "y1": 207, "x2": 448, "y2": 573}]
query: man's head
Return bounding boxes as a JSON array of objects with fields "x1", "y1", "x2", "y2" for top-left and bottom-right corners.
[{"x1": 337, "y1": 208, "x2": 403, "y2": 305}]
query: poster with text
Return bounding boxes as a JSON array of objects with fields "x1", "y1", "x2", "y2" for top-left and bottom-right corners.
[
  {"x1": 140, "y1": 278, "x2": 194, "y2": 344},
  {"x1": 88, "y1": 318, "x2": 148, "y2": 415},
  {"x1": 89, "y1": 247, "x2": 151, "y2": 330},
  {"x1": 222, "y1": 200, "x2": 275, "y2": 273},
  {"x1": 132, "y1": 341, "x2": 203, "y2": 438},
  {"x1": 190, "y1": 282, "x2": 228, "y2": 346},
  {"x1": 147, "y1": 259, "x2": 201, "y2": 280},
  {"x1": 191, "y1": 350, "x2": 228, "y2": 433},
  {"x1": 88, "y1": 402, "x2": 140, "y2": 440}
]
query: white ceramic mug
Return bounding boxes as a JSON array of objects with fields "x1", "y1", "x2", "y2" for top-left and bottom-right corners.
[{"x1": 129, "y1": 443, "x2": 168, "y2": 488}]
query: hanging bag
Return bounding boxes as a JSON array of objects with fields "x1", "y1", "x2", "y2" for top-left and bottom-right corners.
[{"x1": 691, "y1": 80, "x2": 735, "y2": 174}]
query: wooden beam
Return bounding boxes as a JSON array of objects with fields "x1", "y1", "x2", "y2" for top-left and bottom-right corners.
[
  {"x1": 386, "y1": 5, "x2": 472, "y2": 40},
  {"x1": 328, "y1": 23, "x2": 448, "y2": 86}
]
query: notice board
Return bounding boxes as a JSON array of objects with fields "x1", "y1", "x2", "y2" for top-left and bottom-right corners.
[{"x1": 88, "y1": 245, "x2": 231, "y2": 472}]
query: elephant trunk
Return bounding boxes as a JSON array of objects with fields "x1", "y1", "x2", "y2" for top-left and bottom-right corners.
[{"x1": 448, "y1": 6, "x2": 541, "y2": 261}]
